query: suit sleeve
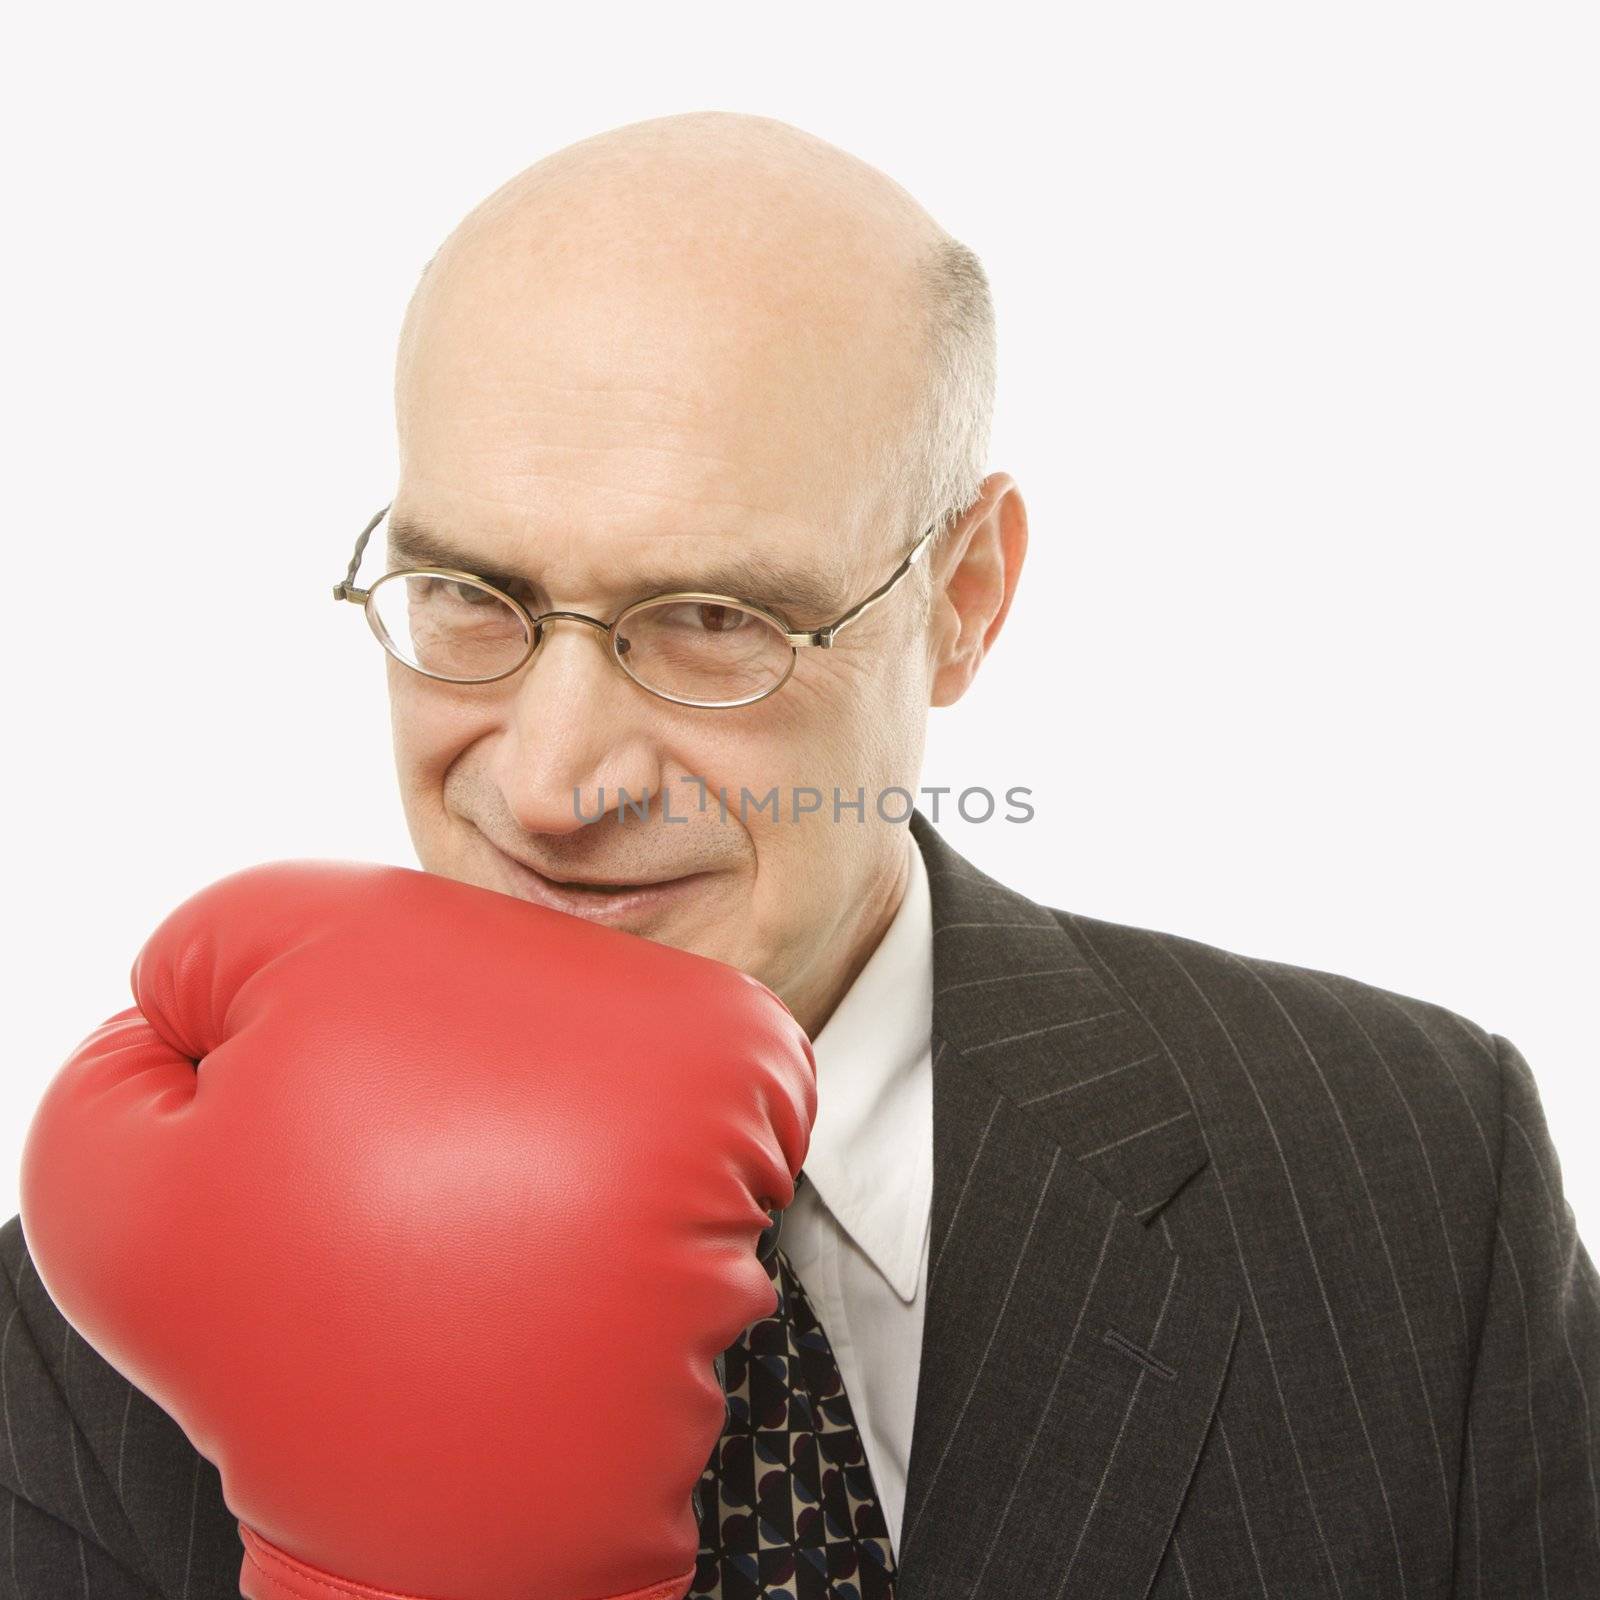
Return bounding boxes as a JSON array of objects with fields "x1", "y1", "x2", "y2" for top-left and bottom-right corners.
[
  {"x1": 1453, "y1": 1034, "x2": 1600, "y2": 1596},
  {"x1": 0, "y1": 1215, "x2": 163, "y2": 1597}
]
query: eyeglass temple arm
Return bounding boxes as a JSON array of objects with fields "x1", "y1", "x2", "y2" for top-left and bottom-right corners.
[
  {"x1": 332, "y1": 503, "x2": 392, "y2": 603},
  {"x1": 787, "y1": 521, "x2": 938, "y2": 648}
]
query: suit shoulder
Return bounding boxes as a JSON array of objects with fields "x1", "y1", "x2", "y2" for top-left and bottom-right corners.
[
  {"x1": 1042, "y1": 907, "x2": 1517, "y2": 1362},
  {"x1": 1, "y1": 1209, "x2": 86, "y2": 1390},
  {"x1": 1047, "y1": 904, "x2": 1506, "y2": 1164},
  {"x1": 0, "y1": 1209, "x2": 246, "y2": 1590},
  {"x1": 1, "y1": 1211, "x2": 42, "y2": 1315},
  {"x1": 1, "y1": 1210, "x2": 21, "y2": 1272}
]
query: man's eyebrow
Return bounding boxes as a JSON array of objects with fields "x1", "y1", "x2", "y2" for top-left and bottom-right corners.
[{"x1": 385, "y1": 514, "x2": 849, "y2": 620}]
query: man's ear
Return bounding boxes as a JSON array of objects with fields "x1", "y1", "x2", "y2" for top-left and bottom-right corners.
[{"x1": 927, "y1": 473, "x2": 1029, "y2": 708}]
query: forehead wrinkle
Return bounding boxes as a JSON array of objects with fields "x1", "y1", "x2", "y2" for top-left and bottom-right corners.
[
  {"x1": 450, "y1": 371, "x2": 713, "y2": 438},
  {"x1": 428, "y1": 464, "x2": 828, "y2": 542},
  {"x1": 431, "y1": 375, "x2": 834, "y2": 534}
]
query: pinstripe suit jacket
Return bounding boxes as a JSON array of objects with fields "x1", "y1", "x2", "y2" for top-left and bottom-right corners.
[{"x1": 2, "y1": 808, "x2": 1597, "y2": 1598}]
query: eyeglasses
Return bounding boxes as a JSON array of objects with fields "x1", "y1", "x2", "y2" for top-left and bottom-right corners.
[{"x1": 332, "y1": 503, "x2": 937, "y2": 709}]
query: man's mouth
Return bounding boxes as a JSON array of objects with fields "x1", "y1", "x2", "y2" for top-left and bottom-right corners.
[
  {"x1": 478, "y1": 832, "x2": 707, "y2": 922},
  {"x1": 506, "y1": 858, "x2": 683, "y2": 893},
  {"x1": 541, "y1": 875, "x2": 654, "y2": 893}
]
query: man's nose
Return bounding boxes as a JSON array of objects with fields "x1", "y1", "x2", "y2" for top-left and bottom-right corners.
[{"x1": 489, "y1": 616, "x2": 667, "y2": 837}]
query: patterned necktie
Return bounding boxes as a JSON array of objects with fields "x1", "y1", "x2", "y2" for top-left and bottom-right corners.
[{"x1": 690, "y1": 1172, "x2": 899, "y2": 1599}]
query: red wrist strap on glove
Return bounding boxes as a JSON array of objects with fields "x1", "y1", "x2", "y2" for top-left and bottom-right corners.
[{"x1": 238, "y1": 1524, "x2": 696, "y2": 1600}]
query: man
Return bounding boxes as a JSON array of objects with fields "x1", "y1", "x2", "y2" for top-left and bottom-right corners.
[{"x1": 2, "y1": 110, "x2": 1595, "y2": 1598}]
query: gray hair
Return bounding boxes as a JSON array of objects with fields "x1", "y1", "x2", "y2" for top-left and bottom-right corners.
[{"x1": 881, "y1": 235, "x2": 997, "y2": 590}]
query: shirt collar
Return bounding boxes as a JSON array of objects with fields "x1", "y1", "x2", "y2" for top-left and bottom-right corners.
[{"x1": 801, "y1": 828, "x2": 934, "y2": 1302}]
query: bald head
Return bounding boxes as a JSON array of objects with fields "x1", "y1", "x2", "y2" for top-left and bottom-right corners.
[{"x1": 394, "y1": 111, "x2": 992, "y2": 563}]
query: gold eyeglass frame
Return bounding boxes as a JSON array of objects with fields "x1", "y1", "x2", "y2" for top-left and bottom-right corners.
[{"x1": 332, "y1": 502, "x2": 939, "y2": 709}]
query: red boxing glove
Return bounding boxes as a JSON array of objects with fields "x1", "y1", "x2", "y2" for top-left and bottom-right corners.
[{"x1": 19, "y1": 860, "x2": 815, "y2": 1600}]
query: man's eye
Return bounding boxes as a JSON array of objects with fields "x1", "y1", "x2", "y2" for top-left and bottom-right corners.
[
  {"x1": 443, "y1": 581, "x2": 499, "y2": 607},
  {"x1": 695, "y1": 604, "x2": 754, "y2": 633},
  {"x1": 653, "y1": 602, "x2": 757, "y2": 633}
]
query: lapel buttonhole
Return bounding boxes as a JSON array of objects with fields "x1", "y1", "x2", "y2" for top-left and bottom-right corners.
[{"x1": 1101, "y1": 1325, "x2": 1177, "y2": 1381}]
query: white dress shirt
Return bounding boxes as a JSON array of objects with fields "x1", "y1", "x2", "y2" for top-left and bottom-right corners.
[{"x1": 775, "y1": 828, "x2": 934, "y2": 1564}]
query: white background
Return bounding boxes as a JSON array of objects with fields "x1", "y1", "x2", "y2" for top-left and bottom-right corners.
[{"x1": 4, "y1": 4, "x2": 1595, "y2": 1244}]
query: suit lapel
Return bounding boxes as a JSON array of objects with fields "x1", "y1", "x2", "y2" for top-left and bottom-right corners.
[{"x1": 895, "y1": 811, "x2": 1241, "y2": 1600}]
